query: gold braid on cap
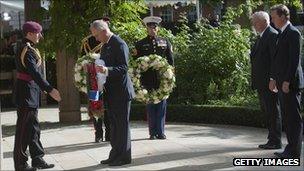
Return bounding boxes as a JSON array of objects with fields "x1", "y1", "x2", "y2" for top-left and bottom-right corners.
[
  {"x1": 81, "y1": 35, "x2": 103, "y2": 55},
  {"x1": 21, "y1": 42, "x2": 42, "y2": 67}
]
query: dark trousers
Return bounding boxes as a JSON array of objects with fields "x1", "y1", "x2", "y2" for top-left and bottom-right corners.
[
  {"x1": 257, "y1": 89, "x2": 282, "y2": 145},
  {"x1": 14, "y1": 107, "x2": 44, "y2": 169},
  {"x1": 93, "y1": 111, "x2": 111, "y2": 140},
  {"x1": 278, "y1": 90, "x2": 303, "y2": 157},
  {"x1": 147, "y1": 99, "x2": 167, "y2": 136},
  {"x1": 107, "y1": 100, "x2": 131, "y2": 162}
]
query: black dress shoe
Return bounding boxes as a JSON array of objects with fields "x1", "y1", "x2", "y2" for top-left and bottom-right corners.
[
  {"x1": 258, "y1": 143, "x2": 281, "y2": 149},
  {"x1": 274, "y1": 152, "x2": 289, "y2": 158},
  {"x1": 149, "y1": 135, "x2": 156, "y2": 140},
  {"x1": 16, "y1": 163, "x2": 37, "y2": 171},
  {"x1": 108, "y1": 160, "x2": 131, "y2": 166},
  {"x1": 32, "y1": 161, "x2": 54, "y2": 169},
  {"x1": 105, "y1": 133, "x2": 111, "y2": 141},
  {"x1": 100, "y1": 158, "x2": 113, "y2": 164},
  {"x1": 156, "y1": 134, "x2": 166, "y2": 139},
  {"x1": 95, "y1": 136, "x2": 103, "y2": 143}
]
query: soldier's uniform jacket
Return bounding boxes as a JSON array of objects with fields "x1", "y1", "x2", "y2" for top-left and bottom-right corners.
[
  {"x1": 14, "y1": 38, "x2": 53, "y2": 108},
  {"x1": 135, "y1": 36, "x2": 174, "y2": 90},
  {"x1": 81, "y1": 35, "x2": 102, "y2": 55}
]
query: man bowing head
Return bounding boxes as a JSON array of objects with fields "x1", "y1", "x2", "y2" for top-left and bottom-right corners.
[{"x1": 91, "y1": 19, "x2": 135, "y2": 166}]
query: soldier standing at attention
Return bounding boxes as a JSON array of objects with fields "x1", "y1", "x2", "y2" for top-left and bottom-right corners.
[
  {"x1": 80, "y1": 17, "x2": 111, "y2": 143},
  {"x1": 13, "y1": 21, "x2": 61, "y2": 171},
  {"x1": 134, "y1": 16, "x2": 174, "y2": 140}
]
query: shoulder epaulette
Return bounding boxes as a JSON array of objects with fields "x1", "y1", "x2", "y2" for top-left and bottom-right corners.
[{"x1": 21, "y1": 42, "x2": 42, "y2": 67}]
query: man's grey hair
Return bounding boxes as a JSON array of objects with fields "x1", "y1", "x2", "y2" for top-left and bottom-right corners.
[
  {"x1": 251, "y1": 11, "x2": 270, "y2": 25},
  {"x1": 90, "y1": 20, "x2": 109, "y2": 31}
]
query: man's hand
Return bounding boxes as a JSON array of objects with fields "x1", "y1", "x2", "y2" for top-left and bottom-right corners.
[
  {"x1": 269, "y1": 80, "x2": 278, "y2": 93},
  {"x1": 282, "y1": 81, "x2": 290, "y2": 93},
  {"x1": 49, "y1": 88, "x2": 61, "y2": 102},
  {"x1": 96, "y1": 65, "x2": 107, "y2": 74}
]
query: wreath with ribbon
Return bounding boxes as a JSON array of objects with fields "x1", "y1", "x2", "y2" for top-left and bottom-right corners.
[
  {"x1": 129, "y1": 54, "x2": 175, "y2": 104},
  {"x1": 74, "y1": 53, "x2": 104, "y2": 118}
]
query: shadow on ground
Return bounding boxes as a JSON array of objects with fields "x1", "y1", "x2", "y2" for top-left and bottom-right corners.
[
  {"x1": 2, "y1": 120, "x2": 91, "y2": 137},
  {"x1": 68, "y1": 147, "x2": 259, "y2": 170}
]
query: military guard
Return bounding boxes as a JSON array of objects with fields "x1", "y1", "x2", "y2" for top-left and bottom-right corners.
[
  {"x1": 80, "y1": 17, "x2": 111, "y2": 142},
  {"x1": 134, "y1": 16, "x2": 174, "y2": 140},
  {"x1": 13, "y1": 21, "x2": 61, "y2": 171}
]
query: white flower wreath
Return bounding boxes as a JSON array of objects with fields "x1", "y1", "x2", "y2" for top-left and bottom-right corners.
[
  {"x1": 74, "y1": 53, "x2": 101, "y2": 93},
  {"x1": 129, "y1": 54, "x2": 176, "y2": 104}
]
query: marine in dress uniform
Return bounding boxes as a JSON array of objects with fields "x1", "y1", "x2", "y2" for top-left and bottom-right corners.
[
  {"x1": 13, "y1": 21, "x2": 61, "y2": 171},
  {"x1": 81, "y1": 18, "x2": 111, "y2": 142},
  {"x1": 134, "y1": 16, "x2": 174, "y2": 140}
]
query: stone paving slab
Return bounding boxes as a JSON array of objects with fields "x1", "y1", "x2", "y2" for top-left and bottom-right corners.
[{"x1": 1, "y1": 107, "x2": 304, "y2": 170}]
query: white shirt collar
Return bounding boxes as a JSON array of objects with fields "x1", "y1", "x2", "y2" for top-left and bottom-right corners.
[
  {"x1": 280, "y1": 21, "x2": 290, "y2": 33},
  {"x1": 259, "y1": 26, "x2": 269, "y2": 37},
  {"x1": 105, "y1": 33, "x2": 114, "y2": 44}
]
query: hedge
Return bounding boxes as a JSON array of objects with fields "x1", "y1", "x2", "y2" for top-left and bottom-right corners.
[
  {"x1": 130, "y1": 104, "x2": 266, "y2": 128},
  {"x1": 131, "y1": 104, "x2": 304, "y2": 129}
]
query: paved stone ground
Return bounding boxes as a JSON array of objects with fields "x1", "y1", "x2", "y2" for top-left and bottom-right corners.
[{"x1": 1, "y1": 107, "x2": 303, "y2": 170}]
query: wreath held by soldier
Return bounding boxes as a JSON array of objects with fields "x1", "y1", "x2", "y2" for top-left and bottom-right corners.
[{"x1": 129, "y1": 54, "x2": 175, "y2": 104}]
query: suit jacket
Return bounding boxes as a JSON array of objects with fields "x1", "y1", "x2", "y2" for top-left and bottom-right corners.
[
  {"x1": 250, "y1": 26, "x2": 278, "y2": 90},
  {"x1": 100, "y1": 35, "x2": 135, "y2": 102},
  {"x1": 134, "y1": 36, "x2": 174, "y2": 90},
  {"x1": 270, "y1": 24, "x2": 304, "y2": 90},
  {"x1": 14, "y1": 38, "x2": 53, "y2": 108}
]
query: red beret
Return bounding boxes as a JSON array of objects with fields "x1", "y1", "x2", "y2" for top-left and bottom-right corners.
[{"x1": 23, "y1": 21, "x2": 42, "y2": 33}]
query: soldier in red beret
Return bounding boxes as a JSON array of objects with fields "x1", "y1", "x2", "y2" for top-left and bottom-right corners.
[{"x1": 13, "y1": 21, "x2": 61, "y2": 171}]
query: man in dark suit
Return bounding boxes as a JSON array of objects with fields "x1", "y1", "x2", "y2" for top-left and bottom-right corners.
[
  {"x1": 134, "y1": 16, "x2": 174, "y2": 140},
  {"x1": 250, "y1": 11, "x2": 282, "y2": 149},
  {"x1": 270, "y1": 4, "x2": 304, "y2": 158},
  {"x1": 14, "y1": 21, "x2": 61, "y2": 171},
  {"x1": 91, "y1": 19, "x2": 135, "y2": 166}
]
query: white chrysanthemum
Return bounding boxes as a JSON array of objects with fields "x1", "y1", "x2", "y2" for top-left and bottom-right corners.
[
  {"x1": 75, "y1": 73, "x2": 81, "y2": 82},
  {"x1": 80, "y1": 87, "x2": 87, "y2": 93},
  {"x1": 129, "y1": 54, "x2": 175, "y2": 104},
  {"x1": 82, "y1": 78, "x2": 87, "y2": 85},
  {"x1": 91, "y1": 53, "x2": 100, "y2": 59}
]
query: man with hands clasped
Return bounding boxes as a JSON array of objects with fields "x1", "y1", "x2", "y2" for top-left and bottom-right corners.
[{"x1": 269, "y1": 4, "x2": 304, "y2": 158}]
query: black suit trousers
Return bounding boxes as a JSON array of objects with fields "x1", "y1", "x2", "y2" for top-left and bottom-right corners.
[
  {"x1": 257, "y1": 89, "x2": 282, "y2": 145},
  {"x1": 13, "y1": 107, "x2": 44, "y2": 168},
  {"x1": 278, "y1": 90, "x2": 303, "y2": 157},
  {"x1": 107, "y1": 100, "x2": 131, "y2": 162}
]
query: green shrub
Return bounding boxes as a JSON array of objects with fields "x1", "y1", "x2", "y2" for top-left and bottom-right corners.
[
  {"x1": 131, "y1": 104, "x2": 266, "y2": 128},
  {"x1": 174, "y1": 6, "x2": 253, "y2": 105}
]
